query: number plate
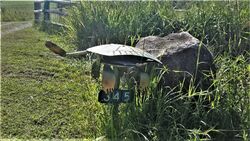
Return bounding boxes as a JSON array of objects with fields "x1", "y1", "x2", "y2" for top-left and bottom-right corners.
[{"x1": 98, "y1": 89, "x2": 134, "y2": 103}]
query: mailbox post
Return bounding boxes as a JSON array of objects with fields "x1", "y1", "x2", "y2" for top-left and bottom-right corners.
[{"x1": 112, "y1": 67, "x2": 120, "y2": 138}]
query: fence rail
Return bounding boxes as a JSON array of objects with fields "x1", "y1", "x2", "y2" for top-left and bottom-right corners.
[{"x1": 34, "y1": 0, "x2": 72, "y2": 26}]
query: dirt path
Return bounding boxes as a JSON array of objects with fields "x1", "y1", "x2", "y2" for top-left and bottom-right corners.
[{"x1": 1, "y1": 21, "x2": 33, "y2": 37}]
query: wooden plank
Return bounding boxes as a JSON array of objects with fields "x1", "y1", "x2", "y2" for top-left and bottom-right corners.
[
  {"x1": 34, "y1": 0, "x2": 44, "y2": 3},
  {"x1": 44, "y1": 1, "x2": 50, "y2": 21},
  {"x1": 34, "y1": 0, "x2": 72, "y2": 23},
  {"x1": 34, "y1": 0, "x2": 73, "y2": 4},
  {"x1": 34, "y1": 9, "x2": 43, "y2": 13},
  {"x1": 34, "y1": 1, "x2": 42, "y2": 23},
  {"x1": 45, "y1": 9, "x2": 68, "y2": 16},
  {"x1": 46, "y1": 0, "x2": 71, "y2": 4}
]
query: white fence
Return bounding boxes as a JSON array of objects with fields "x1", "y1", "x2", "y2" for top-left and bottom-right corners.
[{"x1": 34, "y1": 0, "x2": 72, "y2": 26}]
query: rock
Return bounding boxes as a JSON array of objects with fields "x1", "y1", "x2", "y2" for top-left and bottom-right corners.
[{"x1": 136, "y1": 32, "x2": 215, "y2": 90}]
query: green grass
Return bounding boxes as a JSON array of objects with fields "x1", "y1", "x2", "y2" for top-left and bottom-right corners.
[
  {"x1": 1, "y1": 1, "x2": 34, "y2": 21},
  {"x1": 59, "y1": 1, "x2": 249, "y2": 140},
  {"x1": 1, "y1": 28, "x2": 106, "y2": 139},
  {"x1": 1, "y1": 1, "x2": 250, "y2": 140},
  {"x1": 62, "y1": 1, "x2": 250, "y2": 56}
]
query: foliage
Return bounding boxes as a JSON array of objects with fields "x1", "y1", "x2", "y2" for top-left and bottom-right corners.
[
  {"x1": 61, "y1": 1, "x2": 250, "y2": 140},
  {"x1": 63, "y1": 1, "x2": 249, "y2": 56},
  {"x1": 181, "y1": 1, "x2": 250, "y2": 56},
  {"x1": 1, "y1": 1, "x2": 249, "y2": 140},
  {"x1": 111, "y1": 54, "x2": 249, "y2": 141},
  {"x1": 63, "y1": 1, "x2": 173, "y2": 50},
  {"x1": 1, "y1": 1, "x2": 34, "y2": 22}
]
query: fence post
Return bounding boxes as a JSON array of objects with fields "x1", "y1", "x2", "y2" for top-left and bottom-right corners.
[
  {"x1": 34, "y1": 0, "x2": 42, "y2": 23},
  {"x1": 57, "y1": 2, "x2": 63, "y2": 13},
  {"x1": 44, "y1": 0, "x2": 50, "y2": 22},
  {"x1": 57, "y1": 2, "x2": 63, "y2": 23}
]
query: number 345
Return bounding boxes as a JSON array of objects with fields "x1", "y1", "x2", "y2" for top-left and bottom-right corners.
[{"x1": 103, "y1": 91, "x2": 130, "y2": 102}]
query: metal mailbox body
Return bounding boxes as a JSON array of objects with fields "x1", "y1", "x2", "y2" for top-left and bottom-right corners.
[{"x1": 45, "y1": 42, "x2": 162, "y2": 104}]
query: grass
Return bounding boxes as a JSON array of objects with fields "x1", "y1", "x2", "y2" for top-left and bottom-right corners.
[
  {"x1": 59, "y1": 1, "x2": 249, "y2": 140},
  {"x1": 1, "y1": 1, "x2": 34, "y2": 22},
  {"x1": 1, "y1": 1, "x2": 250, "y2": 140},
  {"x1": 62, "y1": 1, "x2": 250, "y2": 55},
  {"x1": 1, "y1": 28, "x2": 106, "y2": 139}
]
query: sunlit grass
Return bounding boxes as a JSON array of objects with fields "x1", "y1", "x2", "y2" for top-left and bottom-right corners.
[
  {"x1": 1, "y1": 28, "x2": 105, "y2": 139},
  {"x1": 1, "y1": 1, "x2": 249, "y2": 140}
]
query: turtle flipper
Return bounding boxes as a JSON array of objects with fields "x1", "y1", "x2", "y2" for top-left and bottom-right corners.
[
  {"x1": 45, "y1": 41, "x2": 88, "y2": 58},
  {"x1": 45, "y1": 41, "x2": 67, "y2": 57}
]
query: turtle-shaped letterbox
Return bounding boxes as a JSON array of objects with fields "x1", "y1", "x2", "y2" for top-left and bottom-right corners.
[{"x1": 45, "y1": 41, "x2": 162, "y2": 104}]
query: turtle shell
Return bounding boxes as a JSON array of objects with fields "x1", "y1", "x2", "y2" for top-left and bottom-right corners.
[{"x1": 87, "y1": 44, "x2": 162, "y2": 66}]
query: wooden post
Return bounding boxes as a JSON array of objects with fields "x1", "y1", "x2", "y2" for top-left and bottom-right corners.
[
  {"x1": 112, "y1": 67, "x2": 121, "y2": 139},
  {"x1": 34, "y1": 0, "x2": 42, "y2": 23},
  {"x1": 57, "y1": 2, "x2": 63, "y2": 23},
  {"x1": 44, "y1": 1, "x2": 50, "y2": 22},
  {"x1": 57, "y1": 2, "x2": 63, "y2": 13}
]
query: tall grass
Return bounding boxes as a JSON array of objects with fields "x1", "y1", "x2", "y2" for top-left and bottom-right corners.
[
  {"x1": 63, "y1": 1, "x2": 174, "y2": 50},
  {"x1": 114, "y1": 54, "x2": 249, "y2": 140},
  {"x1": 62, "y1": 1, "x2": 249, "y2": 55},
  {"x1": 58, "y1": 1, "x2": 250, "y2": 140},
  {"x1": 181, "y1": 1, "x2": 250, "y2": 56}
]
